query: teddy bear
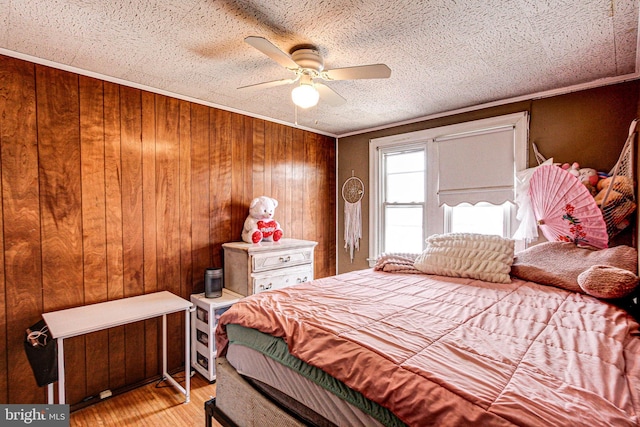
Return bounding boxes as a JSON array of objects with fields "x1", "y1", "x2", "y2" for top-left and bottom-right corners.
[
  {"x1": 596, "y1": 175, "x2": 634, "y2": 196},
  {"x1": 594, "y1": 176, "x2": 634, "y2": 208},
  {"x1": 241, "y1": 196, "x2": 284, "y2": 244}
]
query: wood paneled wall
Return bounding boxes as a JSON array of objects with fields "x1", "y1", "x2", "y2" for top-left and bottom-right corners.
[{"x1": 0, "y1": 54, "x2": 336, "y2": 405}]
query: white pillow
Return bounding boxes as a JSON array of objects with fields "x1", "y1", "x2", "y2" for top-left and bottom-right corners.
[{"x1": 414, "y1": 233, "x2": 515, "y2": 283}]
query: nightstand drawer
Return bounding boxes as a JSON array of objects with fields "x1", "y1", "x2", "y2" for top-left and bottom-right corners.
[
  {"x1": 252, "y1": 248, "x2": 313, "y2": 272},
  {"x1": 252, "y1": 265, "x2": 313, "y2": 294}
]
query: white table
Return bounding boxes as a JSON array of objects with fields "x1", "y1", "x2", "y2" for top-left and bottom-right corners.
[{"x1": 42, "y1": 291, "x2": 193, "y2": 405}]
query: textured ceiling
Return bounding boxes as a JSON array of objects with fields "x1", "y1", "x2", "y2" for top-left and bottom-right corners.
[{"x1": 1, "y1": 0, "x2": 638, "y2": 136}]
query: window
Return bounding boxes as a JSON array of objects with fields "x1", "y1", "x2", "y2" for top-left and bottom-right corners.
[
  {"x1": 382, "y1": 149, "x2": 425, "y2": 253},
  {"x1": 369, "y1": 113, "x2": 528, "y2": 265}
]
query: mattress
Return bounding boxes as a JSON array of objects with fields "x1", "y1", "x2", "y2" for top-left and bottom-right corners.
[
  {"x1": 227, "y1": 343, "x2": 386, "y2": 426},
  {"x1": 216, "y1": 269, "x2": 640, "y2": 426},
  {"x1": 225, "y1": 323, "x2": 398, "y2": 427}
]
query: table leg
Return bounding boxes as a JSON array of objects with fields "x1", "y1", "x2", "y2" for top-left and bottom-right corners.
[
  {"x1": 57, "y1": 338, "x2": 65, "y2": 404},
  {"x1": 184, "y1": 308, "x2": 190, "y2": 403},
  {"x1": 160, "y1": 311, "x2": 189, "y2": 403},
  {"x1": 162, "y1": 314, "x2": 168, "y2": 379},
  {"x1": 47, "y1": 383, "x2": 54, "y2": 404}
]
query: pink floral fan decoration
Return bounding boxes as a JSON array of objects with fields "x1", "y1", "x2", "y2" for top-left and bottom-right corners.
[{"x1": 529, "y1": 164, "x2": 608, "y2": 249}]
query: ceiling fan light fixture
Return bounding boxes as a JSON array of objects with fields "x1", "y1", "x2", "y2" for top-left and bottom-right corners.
[
  {"x1": 242, "y1": 36, "x2": 391, "y2": 110},
  {"x1": 291, "y1": 83, "x2": 319, "y2": 108}
]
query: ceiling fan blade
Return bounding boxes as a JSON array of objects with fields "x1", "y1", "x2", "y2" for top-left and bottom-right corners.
[
  {"x1": 315, "y1": 83, "x2": 346, "y2": 106},
  {"x1": 244, "y1": 36, "x2": 299, "y2": 69},
  {"x1": 323, "y1": 64, "x2": 391, "y2": 80},
  {"x1": 238, "y1": 78, "x2": 297, "y2": 91}
]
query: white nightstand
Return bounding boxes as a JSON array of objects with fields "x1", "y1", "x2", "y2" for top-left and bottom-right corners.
[
  {"x1": 190, "y1": 289, "x2": 243, "y2": 382},
  {"x1": 222, "y1": 238, "x2": 317, "y2": 296}
]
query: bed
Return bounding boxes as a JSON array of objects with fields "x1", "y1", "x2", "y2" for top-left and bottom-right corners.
[{"x1": 211, "y1": 236, "x2": 640, "y2": 427}]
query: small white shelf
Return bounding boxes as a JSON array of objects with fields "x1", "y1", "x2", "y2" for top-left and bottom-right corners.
[{"x1": 190, "y1": 289, "x2": 243, "y2": 382}]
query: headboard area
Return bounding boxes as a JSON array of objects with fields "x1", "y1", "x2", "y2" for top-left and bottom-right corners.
[{"x1": 517, "y1": 119, "x2": 635, "y2": 319}]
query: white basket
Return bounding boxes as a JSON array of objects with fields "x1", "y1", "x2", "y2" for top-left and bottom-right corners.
[{"x1": 599, "y1": 119, "x2": 638, "y2": 239}]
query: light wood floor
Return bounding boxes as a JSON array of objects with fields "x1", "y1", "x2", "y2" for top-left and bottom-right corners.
[{"x1": 70, "y1": 373, "x2": 223, "y2": 427}]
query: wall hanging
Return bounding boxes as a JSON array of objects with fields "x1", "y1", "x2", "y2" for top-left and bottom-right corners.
[{"x1": 342, "y1": 173, "x2": 364, "y2": 263}]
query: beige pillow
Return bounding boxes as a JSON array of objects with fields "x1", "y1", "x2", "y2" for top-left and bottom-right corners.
[
  {"x1": 414, "y1": 233, "x2": 515, "y2": 283},
  {"x1": 578, "y1": 265, "x2": 639, "y2": 299},
  {"x1": 511, "y1": 242, "x2": 637, "y2": 293}
]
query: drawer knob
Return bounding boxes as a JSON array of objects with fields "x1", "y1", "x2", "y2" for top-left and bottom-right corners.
[
  {"x1": 297, "y1": 276, "x2": 308, "y2": 283},
  {"x1": 259, "y1": 283, "x2": 273, "y2": 290},
  {"x1": 279, "y1": 256, "x2": 291, "y2": 263}
]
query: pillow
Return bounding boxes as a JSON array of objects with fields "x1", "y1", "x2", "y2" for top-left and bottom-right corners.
[
  {"x1": 510, "y1": 242, "x2": 637, "y2": 293},
  {"x1": 413, "y1": 233, "x2": 515, "y2": 283},
  {"x1": 577, "y1": 265, "x2": 639, "y2": 299}
]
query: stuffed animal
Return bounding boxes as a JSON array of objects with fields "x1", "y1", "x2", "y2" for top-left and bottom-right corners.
[
  {"x1": 596, "y1": 175, "x2": 634, "y2": 195},
  {"x1": 594, "y1": 187, "x2": 626, "y2": 206},
  {"x1": 594, "y1": 175, "x2": 636, "y2": 232},
  {"x1": 241, "y1": 196, "x2": 284, "y2": 244},
  {"x1": 578, "y1": 167, "x2": 599, "y2": 186},
  {"x1": 578, "y1": 167, "x2": 599, "y2": 195},
  {"x1": 594, "y1": 175, "x2": 633, "y2": 206},
  {"x1": 561, "y1": 162, "x2": 580, "y2": 178}
]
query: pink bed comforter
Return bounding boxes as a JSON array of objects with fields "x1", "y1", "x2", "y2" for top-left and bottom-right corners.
[{"x1": 216, "y1": 269, "x2": 640, "y2": 426}]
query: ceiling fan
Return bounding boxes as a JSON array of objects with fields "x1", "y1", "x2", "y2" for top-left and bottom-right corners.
[{"x1": 239, "y1": 36, "x2": 391, "y2": 109}]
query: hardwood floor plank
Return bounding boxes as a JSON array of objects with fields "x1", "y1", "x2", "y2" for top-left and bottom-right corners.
[{"x1": 70, "y1": 373, "x2": 220, "y2": 427}]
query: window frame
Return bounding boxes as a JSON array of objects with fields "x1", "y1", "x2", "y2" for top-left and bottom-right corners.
[{"x1": 368, "y1": 112, "x2": 528, "y2": 266}]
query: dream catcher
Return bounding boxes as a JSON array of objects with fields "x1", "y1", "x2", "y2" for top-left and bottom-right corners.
[{"x1": 342, "y1": 173, "x2": 365, "y2": 263}]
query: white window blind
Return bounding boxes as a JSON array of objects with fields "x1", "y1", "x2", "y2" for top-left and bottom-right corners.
[{"x1": 436, "y1": 125, "x2": 515, "y2": 206}]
